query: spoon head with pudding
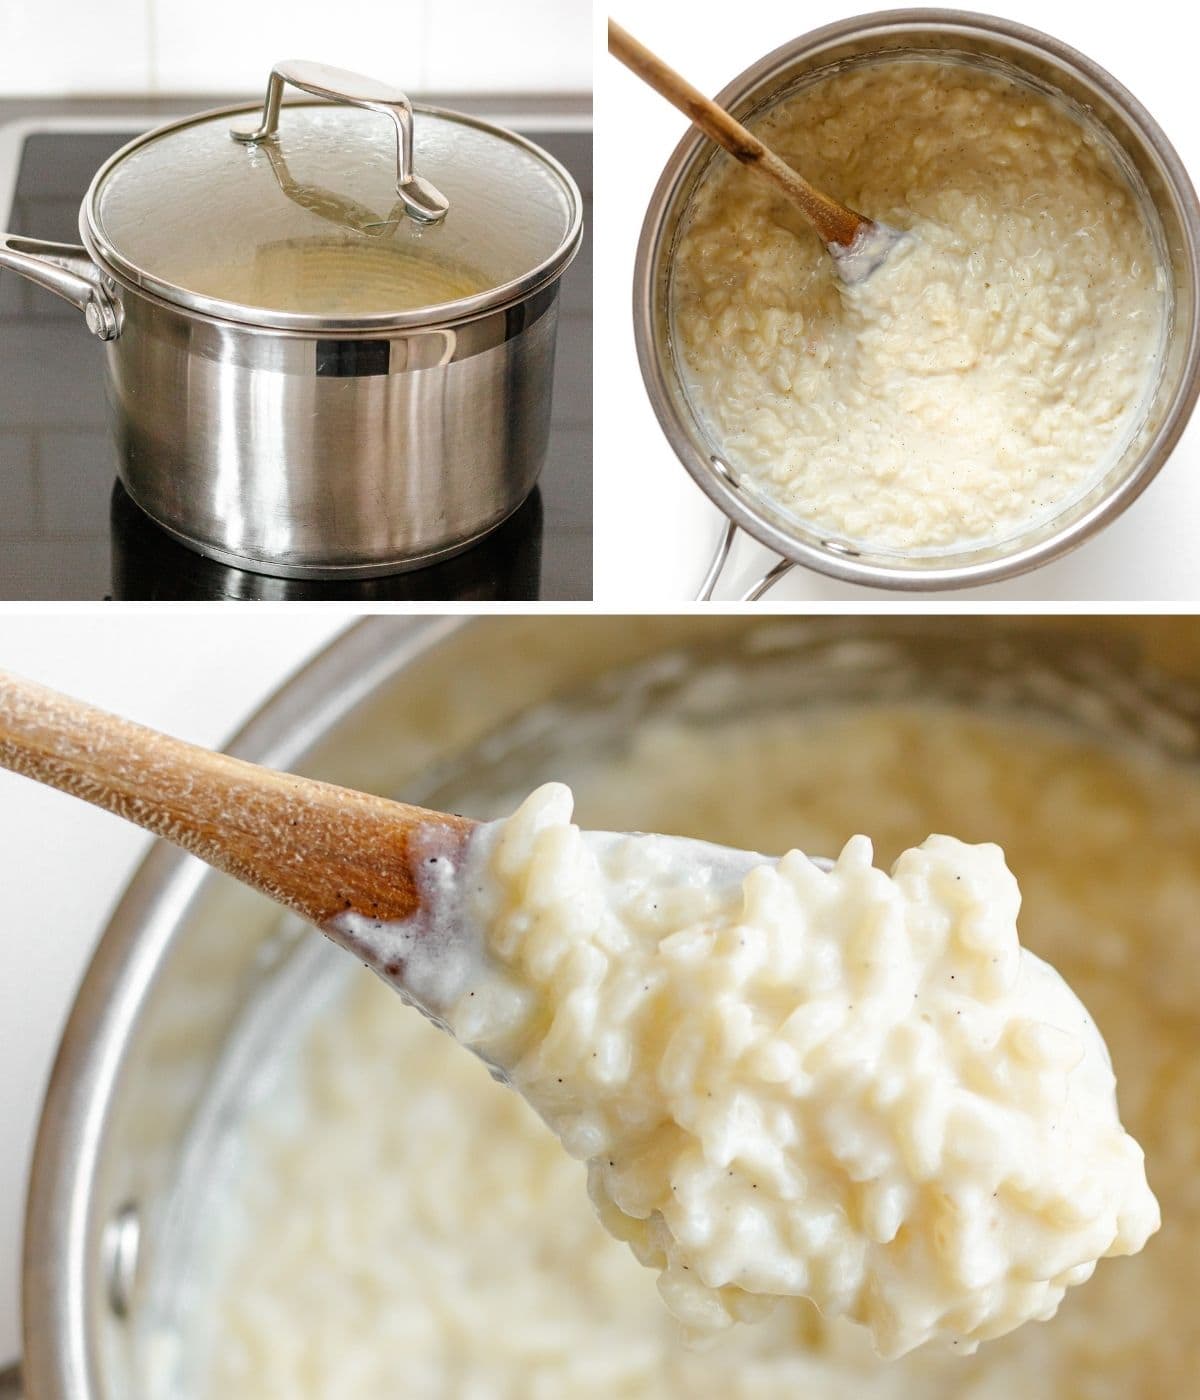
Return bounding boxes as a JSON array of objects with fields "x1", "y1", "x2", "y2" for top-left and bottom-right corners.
[{"x1": 828, "y1": 219, "x2": 909, "y2": 285}]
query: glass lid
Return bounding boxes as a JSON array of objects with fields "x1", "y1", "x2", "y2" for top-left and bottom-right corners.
[{"x1": 84, "y1": 61, "x2": 582, "y2": 330}]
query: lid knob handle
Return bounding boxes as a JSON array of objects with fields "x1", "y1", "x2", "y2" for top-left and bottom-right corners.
[{"x1": 230, "y1": 60, "x2": 449, "y2": 225}]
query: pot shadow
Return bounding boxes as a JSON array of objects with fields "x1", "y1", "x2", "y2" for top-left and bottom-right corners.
[{"x1": 109, "y1": 481, "x2": 544, "y2": 601}]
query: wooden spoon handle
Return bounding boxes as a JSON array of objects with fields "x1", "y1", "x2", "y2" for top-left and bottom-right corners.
[
  {"x1": 0, "y1": 671, "x2": 473, "y2": 930},
  {"x1": 608, "y1": 19, "x2": 867, "y2": 249}
]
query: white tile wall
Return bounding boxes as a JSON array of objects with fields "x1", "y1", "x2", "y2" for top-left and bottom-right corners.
[
  {"x1": 150, "y1": 0, "x2": 431, "y2": 97},
  {"x1": 0, "y1": 0, "x2": 152, "y2": 96},
  {"x1": 0, "y1": 0, "x2": 591, "y2": 96},
  {"x1": 426, "y1": 0, "x2": 591, "y2": 93}
]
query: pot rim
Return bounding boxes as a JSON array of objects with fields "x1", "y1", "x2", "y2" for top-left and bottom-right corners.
[
  {"x1": 81, "y1": 101, "x2": 584, "y2": 334},
  {"x1": 632, "y1": 7, "x2": 1200, "y2": 591},
  {"x1": 19, "y1": 617, "x2": 460, "y2": 1398}
]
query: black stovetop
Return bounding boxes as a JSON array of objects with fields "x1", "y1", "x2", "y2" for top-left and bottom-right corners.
[{"x1": 0, "y1": 119, "x2": 591, "y2": 600}]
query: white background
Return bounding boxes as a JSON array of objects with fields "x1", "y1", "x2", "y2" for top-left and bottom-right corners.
[
  {"x1": 0, "y1": 0, "x2": 591, "y2": 96},
  {"x1": 594, "y1": 0, "x2": 1200, "y2": 602},
  {"x1": 0, "y1": 615, "x2": 348, "y2": 1365}
]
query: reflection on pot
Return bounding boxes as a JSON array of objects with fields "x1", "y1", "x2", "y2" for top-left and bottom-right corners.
[{"x1": 109, "y1": 481, "x2": 543, "y2": 601}]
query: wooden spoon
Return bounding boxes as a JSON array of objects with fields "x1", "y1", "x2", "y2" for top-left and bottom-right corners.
[
  {"x1": 0, "y1": 671, "x2": 836, "y2": 1019},
  {"x1": 0, "y1": 670, "x2": 475, "y2": 942},
  {"x1": 609, "y1": 19, "x2": 904, "y2": 283}
]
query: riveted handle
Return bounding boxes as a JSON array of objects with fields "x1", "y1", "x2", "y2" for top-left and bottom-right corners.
[
  {"x1": 230, "y1": 60, "x2": 449, "y2": 224},
  {"x1": 0, "y1": 235, "x2": 121, "y2": 339}
]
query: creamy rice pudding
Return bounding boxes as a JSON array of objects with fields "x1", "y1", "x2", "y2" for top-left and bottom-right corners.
[
  {"x1": 671, "y1": 60, "x2": 1167, "y2": 551},
  {"x1": 183, "y1": 702, "x2": 1196, "y2": 1397},
  {"x1": 423, "y1": 786, "x2": 1155, "y2": 1357}
]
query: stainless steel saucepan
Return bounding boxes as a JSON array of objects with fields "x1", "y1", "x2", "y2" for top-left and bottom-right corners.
[
  {"x1": 0, "y1": 62, "x2": 584, "y2": 578},
  {"x1": 633, "y1": 11, "x2": 1200, "y2": 596}
]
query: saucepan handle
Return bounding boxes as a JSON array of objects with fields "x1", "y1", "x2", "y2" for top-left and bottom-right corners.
[
  {"x1": 230, "y1": 59, "x2": 449, "y2": 225},
  {"x1": 0, "y1": 235, "x2": 121, "y2": 340},
  {"x1": 696, "y1": 519, "x2": 795, "y2": 602}
]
